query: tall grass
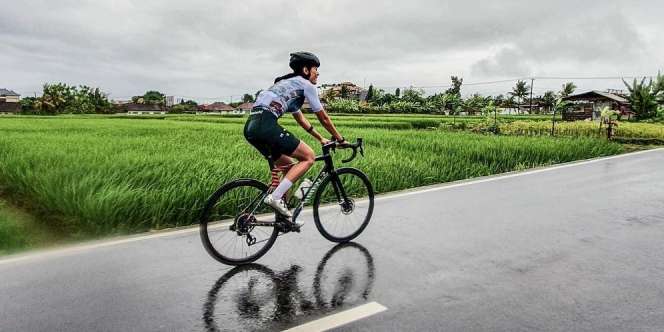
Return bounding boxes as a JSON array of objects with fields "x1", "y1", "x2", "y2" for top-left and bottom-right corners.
[
  {"x1": 0, "y1": 198, "x2": 57, "y2": 254},
  {"x1": 501, "y1": 120, "x2": 664, "y2": 140},
  {"x1": 0, "y1": 200, "x2": 31, "y2": 253},
  {"x1": 0, "y1": 117, "x2": 623, "y2": 238}
]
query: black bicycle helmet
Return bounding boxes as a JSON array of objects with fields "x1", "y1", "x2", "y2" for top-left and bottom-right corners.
[{"x1": 289, "y1": 52, "x2": 320, "y2": 70}]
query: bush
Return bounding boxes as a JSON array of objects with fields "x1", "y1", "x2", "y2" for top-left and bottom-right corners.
[
  {"x1": 326, "y1": 99, "x2": 360, "y2": 113},
  {"x1": 388, "y1": 101, "x2": 421, "y2": 113},
  {"x1": 170, "y1": 104, "x2": 197, "y2": 114},
  {"x1": 359, "y1": 104, "x2": 389, "y2": 114}
]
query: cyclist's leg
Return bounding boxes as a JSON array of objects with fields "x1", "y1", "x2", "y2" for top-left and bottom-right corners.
[
  {"x1": 270, "y1": 155, "x2": 296, "y2": 193},
  {"x1": 273, "y1": 154, "x2": 296, "y2": 168},
  {"x1": 268, "y1": 127, "x2": 313, "y2": 200},
  {"x1": 283, "y1": 141, "x2": 315, "y2": 182}
]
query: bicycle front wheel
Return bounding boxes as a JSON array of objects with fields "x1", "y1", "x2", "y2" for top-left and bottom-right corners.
[
  {"x1": 313, "y1": 168, "x2": 374, "y2": 243},
  {"x1": 200, "y1": 179, "x2": 279, "y2": 265}
]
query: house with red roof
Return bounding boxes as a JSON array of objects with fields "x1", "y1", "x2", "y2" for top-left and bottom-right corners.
[
  {"x1": 235, "y1": 102, "x2": 254, "y2": 114},
  {"x1": 199, "y1": 102, "x2": 234, "y2": 114}
]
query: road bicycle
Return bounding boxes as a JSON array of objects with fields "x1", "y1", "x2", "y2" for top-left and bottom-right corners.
[{"x1": 200, "y1": 138, "x2": 374, "y2": 265}]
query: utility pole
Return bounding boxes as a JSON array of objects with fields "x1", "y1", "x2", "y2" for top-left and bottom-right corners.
[
  {"x1": 529, "y1": 78, "x2": 534, "y2": 114},
  {"x1": 551, "y1": 107, "x2": 556, "y2": 136}
]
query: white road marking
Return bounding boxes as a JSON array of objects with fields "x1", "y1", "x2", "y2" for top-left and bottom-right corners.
[
  {"x1": 1, "y1": 147, "x2": 661, "y2": 266},
  {"x1": 283, "y1": 302, "x2": 387, "y2": 332}
]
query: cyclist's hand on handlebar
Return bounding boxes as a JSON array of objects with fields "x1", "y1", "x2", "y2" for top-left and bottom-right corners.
[
  {"x1": 319, "y1": 137, "x2": 331, "y2": 145},
  {"x1": 331, "y1": 136, "x2": 351, "y2": 148},
  {"x1": 337, "y1": 140, "x2": 351, "y2": 148}
]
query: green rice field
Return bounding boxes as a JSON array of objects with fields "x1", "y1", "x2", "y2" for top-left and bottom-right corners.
[
  {"x1": 501, "y1": 120, "x2": 664, "y2": 140},
  {"x1": 0, "y1": 115, "x2": 631, "y2": 252}
]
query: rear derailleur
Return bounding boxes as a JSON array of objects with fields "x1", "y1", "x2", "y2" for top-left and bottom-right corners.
[{"x1": 233, "y1": 213, "x2": 258, "y2": 246}]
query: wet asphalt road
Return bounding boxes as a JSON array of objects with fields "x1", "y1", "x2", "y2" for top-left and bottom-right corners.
[{"x1": 1, "y1": 149, "x2": 664, "y2": 331}]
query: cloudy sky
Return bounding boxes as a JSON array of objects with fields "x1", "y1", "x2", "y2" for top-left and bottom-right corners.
[{"x1": 1, "y1": 0, "x2": 662, "y2": 101}]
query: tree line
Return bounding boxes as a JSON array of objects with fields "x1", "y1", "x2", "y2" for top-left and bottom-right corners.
[
  {"x1": 327, "y1": 74, "x2": 664, "y2": 121},
  {"x1": 325, "y1": 77, "x2": 580, "y2": 116},
  {"x1": 20, "y1": 83, "x2": 112, "y2": 115},
  {"x1": 16, "y1": 74, "x2": 664, "y2": 120},
  {"x1": 18, "y1": 84, "x2": 258, "y2": 115}
]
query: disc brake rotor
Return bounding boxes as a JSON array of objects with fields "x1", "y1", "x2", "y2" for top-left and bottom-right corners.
[{"x1": 340, "y1": 199, "x2": 355, "y2": 215}]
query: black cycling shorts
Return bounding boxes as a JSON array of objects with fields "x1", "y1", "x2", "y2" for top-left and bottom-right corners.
[{"x1": 243, "y1": 109, "x2": 300, "y2": 161}]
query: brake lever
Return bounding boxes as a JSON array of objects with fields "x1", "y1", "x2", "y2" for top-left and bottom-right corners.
[{"x1": 358, "y1": 138, "x2": 364, "y2": 157}]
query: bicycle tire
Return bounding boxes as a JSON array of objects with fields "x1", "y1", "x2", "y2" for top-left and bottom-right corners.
[
  {"x1": 203, "y1": 263, "x2": 277, "y2": 330},
  {"x1": 200, "y1": 179, "x2": 279, "y2": 265},
  {"x1": 313, "y1": 242, "x2": 376, "y2": 308},
  {"x1": 313, "y1": 168, "x2": 374, "y2": 243}
]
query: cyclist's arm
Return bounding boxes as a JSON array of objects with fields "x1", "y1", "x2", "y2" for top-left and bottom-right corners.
[
  {"x1": 303, "y1": 83, "x2": 343, "y2": 142},
  {"x1": 314, "y1": 109, "x2": 343, "y2": 142},
  {"x1": 292, "y1": 111, "x2": 326, "y2": 143}
]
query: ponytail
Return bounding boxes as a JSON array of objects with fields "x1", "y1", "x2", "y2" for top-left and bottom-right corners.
[
  {"x1": 274, "y1": 65, "x2": 314, "y2": 83},
  {"x1": 274, "y1": 72, "x2": 299, "y2": 84}
]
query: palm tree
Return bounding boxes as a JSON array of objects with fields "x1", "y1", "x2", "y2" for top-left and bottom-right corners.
[
  {"x1": 463, "y1": 93, "x2": 487, "y2": 115},
  {"x1": 541, "y1": 91, "x2": 557, "y2": 113},
  {"x1": 509, "y1": 80, "x2": 529, "y2": 114},
  {"x1": 654, "y1": 72, "x2": 664, "y2": 104},
  {"x1": 493, "y1": 94, "x2": 505, "y2": 108},
  {"x1": 551, "y1": 98, "x2": 569, "y2": 136},
  {"x1": 623, "y1": 77, "x2": 658, "y2": 120},
  {"x1": 559, "y1": 82, "x2": 577, "y2": 98},
  {"x1": 505, "y1": 95, "x2": 517, "y2": 114}
]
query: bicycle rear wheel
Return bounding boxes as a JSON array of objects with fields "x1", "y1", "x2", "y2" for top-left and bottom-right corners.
[
  {"x1": 200, "y1": 179, "x2": 279, "y2": 265},
  {"x1": 313, "y1": 168, "x2": 374, "y2": 243}
]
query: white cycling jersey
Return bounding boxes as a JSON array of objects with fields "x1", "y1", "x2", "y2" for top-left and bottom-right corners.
[{"x1": 254, "y1": 76, "x2": 323, "y2": 118}]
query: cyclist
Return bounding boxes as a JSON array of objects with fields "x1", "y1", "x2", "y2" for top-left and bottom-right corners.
[{"x1": 244, "y1": 52, "x2": 345, "y2": 218}]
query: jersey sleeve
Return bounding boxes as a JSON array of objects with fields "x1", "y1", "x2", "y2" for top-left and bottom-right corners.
[{"x1": 304, "y1": 83, "x2": 323, "y2": 112}]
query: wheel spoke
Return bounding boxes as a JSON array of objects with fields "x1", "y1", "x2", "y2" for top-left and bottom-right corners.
[
  {"x1": 314, "y1": 170, "x2": 374, "y2": 242},
  {"x1": 200, "y1": 181, "x2": 279, "y2": 264}
]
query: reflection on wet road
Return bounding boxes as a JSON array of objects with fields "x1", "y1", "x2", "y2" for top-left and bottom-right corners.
[{"x1": 203, "y1": 243, "x2": 375, "y2": 331}]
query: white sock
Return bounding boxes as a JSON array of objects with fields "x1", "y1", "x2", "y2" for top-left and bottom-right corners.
[{"x1": 272, "y1": 178, "x2": 293, "y2": 200}]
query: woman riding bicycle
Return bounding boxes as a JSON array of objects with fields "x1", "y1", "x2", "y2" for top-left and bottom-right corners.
[{"x1": 244, "y1": 52, "x2": 345, "y2": 218}]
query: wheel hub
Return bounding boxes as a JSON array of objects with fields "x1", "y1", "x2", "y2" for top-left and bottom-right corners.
[
  {"x1": 235, "y1": 213, "x2": 256, "y2": 235},
  {"x1": 340, "y1": 199, "x2": 355, "y2": 215}
]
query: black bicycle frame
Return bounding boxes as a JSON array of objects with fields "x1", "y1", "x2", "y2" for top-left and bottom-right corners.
[
  {"x1": 294, "y1": 144, "x2": 350, "y2": 221},
  {"x1": 247, "y1": 142, "x2": 354, "y2": 225}
]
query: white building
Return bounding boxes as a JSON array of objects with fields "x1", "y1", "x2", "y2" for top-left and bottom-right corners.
[
  {"x1": 165, "y1": 95, "x2": 176, "y2": 107},
  {"x1": 0, "y1": 89, "x2": 20, "y2": 114},
  {"x1": 0, "y1": 89, "x2": 20, "y2": 103}
]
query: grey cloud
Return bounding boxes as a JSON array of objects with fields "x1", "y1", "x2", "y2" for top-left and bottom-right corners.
[
  {"x1": 471, "y1": 7, "x2": 649, "y2": 77},
  {"x1": 1, "y1": 0, "x2": 662, "y2": 99},
  {"x1": 472, "y1": 47, "x2": 532, "y2": 77}
]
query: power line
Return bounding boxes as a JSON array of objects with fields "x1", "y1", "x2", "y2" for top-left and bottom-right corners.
[
  {"x1": 532, "y1": 75, "x2": 654, "y2": 80},
  {"x1": 374, "y1": 75, "x2": 658, "y2": 90},
  {"x1": 108, "y1": 74, "x2": 659, "y2": 100}
]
